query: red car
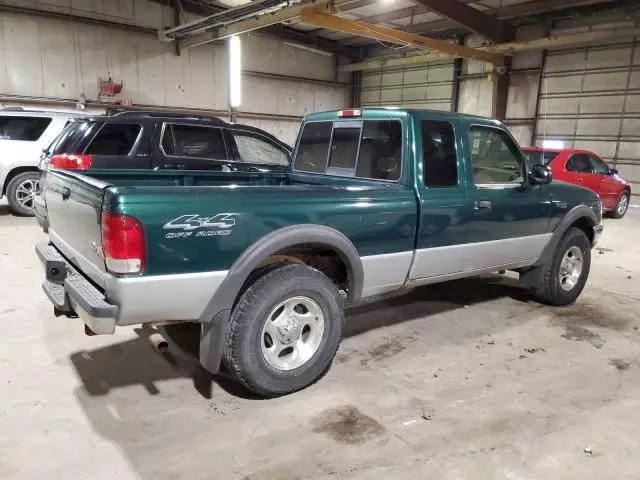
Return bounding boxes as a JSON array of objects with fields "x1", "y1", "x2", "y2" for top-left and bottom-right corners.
[{"x1": 522, "y1": 147, "x2": 631, "y2": 219}]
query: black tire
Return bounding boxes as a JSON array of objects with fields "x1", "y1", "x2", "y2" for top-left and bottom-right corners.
[
  {"x1": 223, "y1": 263, "x2": 343, "y2": 397},
  {"x1": 533, "y1": 227, "x2": 591, "y2": 306},
  {"x1": 6, "y1": 171, "x2": 39, "y2": 217},
  {"x1": 610, "y1": 191, "x2": 630, "y2": 219}
]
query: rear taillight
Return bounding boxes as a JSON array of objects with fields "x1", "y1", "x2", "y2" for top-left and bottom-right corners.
[
  {"x1": 101, "y1": 212, "x2": 145, "y2": 274},
  {"x1": 50, "y1": 154, "x2": 92, "y2": 170}
]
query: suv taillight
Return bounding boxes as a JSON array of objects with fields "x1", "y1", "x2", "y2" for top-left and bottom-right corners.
[
  {"x1": 50, "y1": 154, "x2": 92, "y2": 170},
  {"x1": 101, "y1": 212, "x2": 145, "y2": 274}
]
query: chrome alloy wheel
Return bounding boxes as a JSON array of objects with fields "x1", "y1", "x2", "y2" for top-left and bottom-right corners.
[
  {"x1": 260, "y1": 296, "x2": 324, "y2": 371},
  {"x1": 559, "y1": 245, "x2": 583, "y2": 291},
  {"x1": 15, "y1": 178, "x2": 38, "y2": 211},
  {"x1": 617, "y1": 193, "x2": 629, "y2": 216}
]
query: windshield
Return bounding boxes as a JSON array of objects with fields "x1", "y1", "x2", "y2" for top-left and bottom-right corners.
[{"x1": 524, "y1": 150, "x2": 559, "y2": 166}]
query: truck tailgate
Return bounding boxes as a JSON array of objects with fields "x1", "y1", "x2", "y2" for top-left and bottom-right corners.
[{"x1": 44, "y1": 170, "x2": 109, "y2": 288}]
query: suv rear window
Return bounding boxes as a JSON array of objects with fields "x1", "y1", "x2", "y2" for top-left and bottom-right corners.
[
  {"x1": 294, "y1": 120, "x2": 402, "y2": 181},
  {"x1": 86, "y1": 123, "x2": 141, "y2": 155},
  {"x1": 0, "y1": 116, "x2": 52, "y2": 141},
  {"x1": 48, "y1": 121, "x2": 94, "y2": 155}
]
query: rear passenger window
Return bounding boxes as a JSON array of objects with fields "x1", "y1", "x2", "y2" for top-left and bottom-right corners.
[
  {"x1": 86, "y1": 123, "x2": 141, "y2": 155},
  {"x1": 162, "y1": 124, "x2": 226, "y2": 159},
  {"x1": 0, "y1": 116, "x2": 52, "y2": 141},
  {"x1": 422, "y1": 121, "x2": 457, "y2": 187},
  {"x1": 294, "y1": 120, "x2": 402, "y2": 181}
]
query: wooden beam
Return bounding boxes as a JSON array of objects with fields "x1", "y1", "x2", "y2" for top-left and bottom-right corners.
[
  {"x1": 340, "y1": 27, "x2": 640, "y2": 72},
  {"x1": 412, "y1": 0, "x2": 512, "y2": 41},
  {"x1": 300, "y1": 8, "x2": 504, "y2": 65}
]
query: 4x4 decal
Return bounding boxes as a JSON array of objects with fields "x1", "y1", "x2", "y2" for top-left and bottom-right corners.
[{"x1": 163, "y1": 213, "x2": 236, "y2": 238}]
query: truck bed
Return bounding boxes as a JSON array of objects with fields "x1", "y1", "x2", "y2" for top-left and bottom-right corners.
[{"x1": 43, "y1": 169, "x2": 418, "y2": 282}]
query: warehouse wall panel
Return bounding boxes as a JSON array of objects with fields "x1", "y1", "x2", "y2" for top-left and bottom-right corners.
[
  {"x1": 458, "y1": 77, "x2": 492, "y2": 117},
  {"x1": 0, "y1": 8, "x2": 348, "y2": 143},
  {"x1": 360, "y1": 59, "x2": 455, "y2": 110},
  {"x1": 535, "y1": 39, "x2": 640, "y2": 200}
]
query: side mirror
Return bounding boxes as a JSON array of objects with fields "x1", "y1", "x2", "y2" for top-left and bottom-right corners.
[
  {"x1": 609, "y1": 168, "x2": 619, "y2": 175},
  {"x1": 530, "y1": 164, "x2": 552, "y2": 185}
]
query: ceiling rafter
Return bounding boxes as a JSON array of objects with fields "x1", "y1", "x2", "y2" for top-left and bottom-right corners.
[{"x1": 410, "y1": 0, "x2": 513, "y2": 41}]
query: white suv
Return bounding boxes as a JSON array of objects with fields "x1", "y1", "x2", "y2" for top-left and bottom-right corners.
[{"x1": 0, "y1": 108, "x2": 88, "y2": 216}]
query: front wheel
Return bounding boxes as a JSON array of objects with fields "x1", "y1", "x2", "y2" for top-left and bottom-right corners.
[
  {"x1": 223, "y1": 264, "x2": 343, "y2": 397},
  {"x1": 611, "y1": 191, "x2": 629, "y2": 219},
  {"x1": 533, "y1": 227, "x2": 591, "y2": 306},
  {"x1": 6, "y1": 171, "x2": 39, "y2": 217}
]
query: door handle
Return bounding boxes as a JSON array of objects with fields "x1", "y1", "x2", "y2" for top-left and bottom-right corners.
[
  {"x1": 474, "y1": 200, "x2": 492, "y2": 211},
  {"x1": 61, "y1": 187, "x2": 71, "y2": 201}
]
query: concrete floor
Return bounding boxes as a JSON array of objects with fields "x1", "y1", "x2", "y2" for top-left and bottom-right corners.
[{"x1": 1, "y1": 200, "x2": 640, "y2": 480}]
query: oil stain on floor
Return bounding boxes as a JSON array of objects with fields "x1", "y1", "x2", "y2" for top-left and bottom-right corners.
[
  {"x1": 561, "y1": 324, "x2": 606, "y2": 349},
  {"x1": 311, "y1": 405, "x2": 386, "y2": 445}
]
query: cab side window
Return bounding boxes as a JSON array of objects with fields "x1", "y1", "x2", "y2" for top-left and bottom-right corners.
[
  {"x1": 468, "y1": 126, "x2": 525, "y2": 185},
  {"x1": 422, "y1": 120, "x2": 457, "y2": 187}
]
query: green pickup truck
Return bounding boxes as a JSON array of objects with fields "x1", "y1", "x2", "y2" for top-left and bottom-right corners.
[{"x1": 36, "y1": 108, "x2": 603, "y2": 396}]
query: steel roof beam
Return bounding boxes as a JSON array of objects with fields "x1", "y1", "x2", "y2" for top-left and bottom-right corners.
[{"x1": 412, "y1": 0, "x2": 513, "y2": 41}]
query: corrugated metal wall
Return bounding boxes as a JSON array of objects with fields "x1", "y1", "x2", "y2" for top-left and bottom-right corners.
[
  {"x1": 536, "y1": 39, "x2": 640, "y2": 199},
  {"x1": 360, "y1": 59, "x2": 455, "y2": 111}
]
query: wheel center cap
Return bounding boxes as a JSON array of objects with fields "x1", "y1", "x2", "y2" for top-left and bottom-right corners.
[{"x1": 277, "y1": 316, "x2": 302, "y2": 344}]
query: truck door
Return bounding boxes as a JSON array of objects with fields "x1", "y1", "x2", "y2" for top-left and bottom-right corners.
[
  {"x1": 409, "y1": 118, "x2": 470, "y2": 279},
  {"x1": 464, "y1": 124, "x2": 552, "y2": 268}
]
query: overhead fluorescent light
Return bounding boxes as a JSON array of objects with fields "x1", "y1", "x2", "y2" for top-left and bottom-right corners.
[
  {"x1": 229, "y1": 35, "x2": 242, "y2": 108},
  {"x1": 283, "y1": 41, "x2": 333, "y2": 57},
  {"x1": 542, "y1": 139, "x2": 564, "y2": 149}
]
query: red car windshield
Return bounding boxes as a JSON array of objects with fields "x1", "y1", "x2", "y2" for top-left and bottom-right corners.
[{"x1": 524, "y1": 149, "x2": 559, "y2": 166}]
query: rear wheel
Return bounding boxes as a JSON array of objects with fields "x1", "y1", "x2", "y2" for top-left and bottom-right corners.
[
  {"x1": 223, "y1": 264, "x2": 343, "y2": 397},
  {"x1": 611, "y1": 191, "x2": 629, "y2": 219},
  {"x1": 6, "y1": 172, "x2": 39, "y2": 217},
  {"x1": 533, "y1": 227, "x2": 591, "y2": 306}
]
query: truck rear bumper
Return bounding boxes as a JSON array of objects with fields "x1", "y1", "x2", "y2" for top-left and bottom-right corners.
[
  {"x1": 34, "y1": 194, "x2": 49, "y2": 232},
  {"x1": 36, "y1": 241, "x2": 118, "y2": 334}
]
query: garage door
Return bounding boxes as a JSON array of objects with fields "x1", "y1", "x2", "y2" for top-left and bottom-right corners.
[
  {"x1": 360, "y1": 60, "x2": 455, "y2": 111},
  {"x1": 536, "y1": 40, "x2": 640, "y2": 201}
]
